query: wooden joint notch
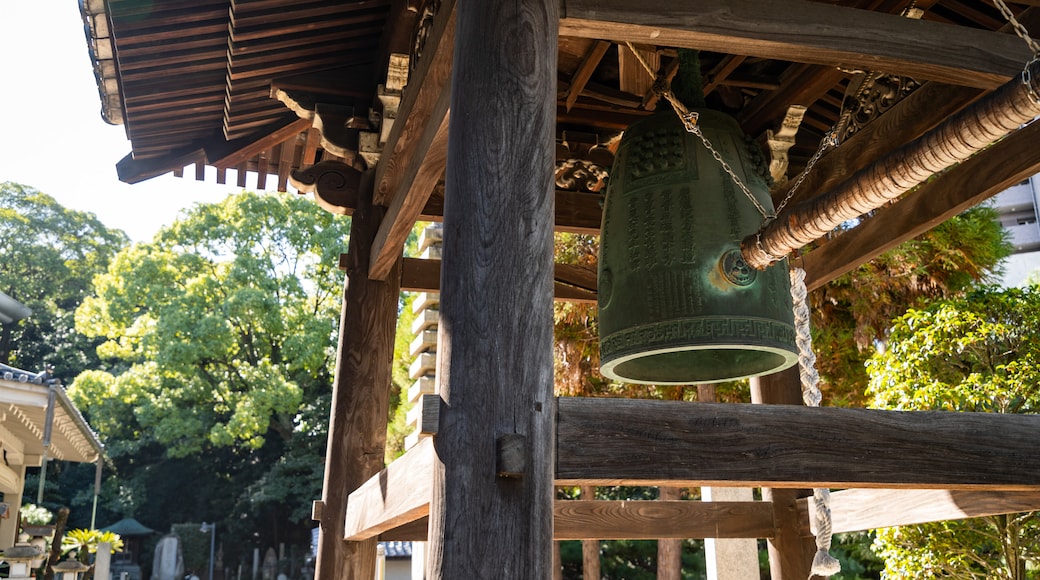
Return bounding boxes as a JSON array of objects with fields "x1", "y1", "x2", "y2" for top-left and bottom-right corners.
[{"x1": 496, "y1": 434, "x2": 527, "y2": 478}]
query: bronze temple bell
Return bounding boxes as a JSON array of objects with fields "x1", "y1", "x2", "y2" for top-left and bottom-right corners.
[{"x1": 598, "y1": 109, "x2": 799, "y2": 384}]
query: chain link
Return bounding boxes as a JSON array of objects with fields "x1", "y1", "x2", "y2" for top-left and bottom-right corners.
[
  {"x1": 994, "y1": 0, "x2": 1040, "y2": 55},
  {"x1": 624, "y1": 42, "x2": 771, "y2": 220}
]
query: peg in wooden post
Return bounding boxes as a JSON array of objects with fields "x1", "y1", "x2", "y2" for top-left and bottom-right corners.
[{"x1": 496, "y1": 434, "x2": 527, "y2": 478}]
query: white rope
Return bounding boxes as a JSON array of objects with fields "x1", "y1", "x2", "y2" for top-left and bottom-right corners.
[{"x1": 790, "y1": 267, "x2": 841, "y2": 578}]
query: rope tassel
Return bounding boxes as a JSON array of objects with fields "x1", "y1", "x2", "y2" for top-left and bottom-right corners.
[{"x1": 790, "y1": 267, "x2": 840, "y2": 578}]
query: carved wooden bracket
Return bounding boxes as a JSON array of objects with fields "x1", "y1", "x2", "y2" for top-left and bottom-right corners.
[
  {"x1": 764, "y1": 104, "x2": 807, "y2": 186},
  {"x1": 290, "y1": 160, "x2": 362, "y2": 216}
]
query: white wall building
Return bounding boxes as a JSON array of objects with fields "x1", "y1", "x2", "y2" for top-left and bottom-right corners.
[{"x1": 992, "y1": 174, "x2": 1040, "y2": 287}]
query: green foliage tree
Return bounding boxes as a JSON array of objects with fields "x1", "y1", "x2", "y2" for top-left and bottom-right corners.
[
  {"x1": 0, "y1": 182, "x2": 128, "y2": 376},
  {"x1": 68, "y1": 191, "x2": 350, "y2": 564},
  {"x1": 813, "y1": 205, "x2": 1010, "y2": 405},
  {"x1": 865, "y1": 285, "x2": 1040, "y2": 579}
]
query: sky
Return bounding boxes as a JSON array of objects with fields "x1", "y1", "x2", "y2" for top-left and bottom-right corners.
[{"x1": 0, "y1": 3, "x2": 247, "y2": 242}]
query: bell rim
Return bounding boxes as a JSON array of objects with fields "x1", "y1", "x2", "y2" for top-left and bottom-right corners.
[{"x1": 600, "y1": 344, "x2": 799, "y2": 385}]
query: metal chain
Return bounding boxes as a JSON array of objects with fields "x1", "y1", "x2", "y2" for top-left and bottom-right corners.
[
  {"x1": 624, "y1": 42, "x2": 772, "y2": 220},
  {"x1": 994, "y1": 0, "x2": 1040, "y2": 55},
  {"x1": 773, "y1": 129, "x2": 838, "y2": 216}
]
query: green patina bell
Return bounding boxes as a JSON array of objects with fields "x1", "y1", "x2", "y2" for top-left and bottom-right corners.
[{"x1": 598, "y1": 109, "x2": 798, "y2": 384}]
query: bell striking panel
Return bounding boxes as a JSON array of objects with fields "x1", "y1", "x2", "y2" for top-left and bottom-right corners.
[{"x1": 598, "y1": 110, "x2": 798, "y2": 384}]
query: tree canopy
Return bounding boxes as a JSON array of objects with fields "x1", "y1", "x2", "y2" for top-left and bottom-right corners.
[
  {"x1": 0, "y1": 181, "x2": 128, "y2": 376},
  {"x1": 68, "y1": 191, "x2": 350, "y2": 559},
  {"x1": 866, "y1": 285, "x2": 1040, "y2": 579}
]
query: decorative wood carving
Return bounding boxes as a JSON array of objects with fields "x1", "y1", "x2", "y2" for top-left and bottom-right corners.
[
  {"x1": 289, "y1": 160, "x2": 362, "y2": 216},
  {"x1": 411, "y1": 0, "x2": 440, "y2": 74},
  {"x1": 554, "y1": 137, "x2": 614, "y2": 193},
  {"x1": 312, "y1": 104, "x2": 366, "y2": 162},
  {"x1": 838, "y1": 73, "x2": 922, "y2": 141},
  {"x1": 764, "y1": 104, "x2": 807, "y2": 187}
]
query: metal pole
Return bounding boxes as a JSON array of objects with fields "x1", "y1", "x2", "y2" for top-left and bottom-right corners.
[
  {"x1": 36, "y1": 385, "x2": 56, "y2": 504},
  {"x1": 201, "y1": 523, "x2": 216, "y2": 580},
  {"x1": 91, "y1": 460, "x2": 102, "y2": 529}
]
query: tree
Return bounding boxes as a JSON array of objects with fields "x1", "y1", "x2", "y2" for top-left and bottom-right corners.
[
  {"x1": 69, "y1": 191, "x2": 350, "y2": 563},
  {"x1": 865, "y1": 285, "x2": 1040, "y2": 579},
  {"x1": 812, "y1": 205, "x2": 1010, "y2": 405},
  {"x1": 0, "y1": 182, "x2": 128, "y2": 376}
]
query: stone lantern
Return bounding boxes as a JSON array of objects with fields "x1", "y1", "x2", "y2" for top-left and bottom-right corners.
[
  {"x1": 53, "y1": 556, "x2": 90, "y2": 580},
  {"x1": 1, "y1": 539, "x2": 44, "y2": 579}
]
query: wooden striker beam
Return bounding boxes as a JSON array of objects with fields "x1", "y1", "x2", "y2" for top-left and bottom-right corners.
[{"x1": 556, "y1": 398, "x2": 1040, "y2": 490}]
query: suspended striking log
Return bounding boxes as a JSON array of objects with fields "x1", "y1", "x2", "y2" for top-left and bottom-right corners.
[{"x1": 741, "y1": 59, "x2": 1040, "y2": 270}]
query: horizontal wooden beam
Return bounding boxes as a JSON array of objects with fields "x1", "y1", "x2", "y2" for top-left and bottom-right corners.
[
  {"x1": 345, "y1": 437, "x2": 775, "y2": 541},
  {"x1": 798, "y1": 489, "x2": 1040, "y2": 536},
  {"x1": 206, "y1": 116, "x2": 312, "y2": 169},
  {"x1": 343, "y1": 436, "x2": 434, "y2": 541},
  {"x1": 560, "y1": 0, "x2": 1030, "y2": 88},
  {"x1": 556, "y1": 398, "x2": 1040, "y2": 490},
  {"x1": 802, "y1": 114, "x2": 1040, "y2": 290},
  {"x1": 555, "y1": 500, "x2": 775, "y2": 540},
  {"x1": 401, "y1": 258, "x2": 597, "y2": 303},
  {"x1": 359, "y1": 498, "x2": 778, "y2": 542}
]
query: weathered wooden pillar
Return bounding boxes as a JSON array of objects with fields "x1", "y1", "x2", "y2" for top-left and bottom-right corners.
[
  {"x1": 657, "y1": 486, "x2": 683, "y2": 580},
  {"x1": 581, "y1": 486, "x2": 601, "y2": 580},
  {"x1": 314, "y1": 169, "x2": 403, "y2": 580},
  {"x1": 698, "y1": 385, "x2": 759, "y2": 580},
  {"x1": 426, "y1": 0, "x2": 558, "y2": 577},
  {"x1": 750, "y1": 367, "x2": 816, "y2": 580}
]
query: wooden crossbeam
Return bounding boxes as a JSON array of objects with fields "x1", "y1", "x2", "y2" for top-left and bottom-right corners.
[
  {"x1": 401, "y1": 258, "x2": 597, "y2": 303},
  {"x1": 368, "y1": 0, "x2": 455, "y2": 281},
  {"x1": 344, "y1": 397, "x2": 1040, "y2": 542},
  {"x1": 556, "y1": 398, "x2": 1040, "y2": 490},
  {"x1": 555, "y1": 500, "x2": 775, "y2": 540},
  {"x1": 803, "y1": 115, "x2": 1040, "y2": 290},
  {"x1": 343, "y1": 436, "x2": 775, "y2": 541},
  {"x1": 559, "y1": 0, "x2": 1030, "y2": 88},
  {"x1": 798, "y1": 489, "x2": 1040, "y2": 536},
  {"x1": 343, "y1": 437, "x2": 434, "y2": 541}
]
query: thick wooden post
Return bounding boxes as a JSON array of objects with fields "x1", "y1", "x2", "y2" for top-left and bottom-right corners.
[
  {"x1": 426, "y1": 0, "x2": 558, "y2": 577},
  {"x1": 315, "y1": 170, "x2": 402, "y2": 580},
  {"x1": 656, "y1": 486, "x2": 683, "y2": 580},
  {"x1": 751, "y1": 367, "x2": 817, "y2": 580},
  {"x1": 580, "y1": 486, "x2": 601, "y2": 580}
]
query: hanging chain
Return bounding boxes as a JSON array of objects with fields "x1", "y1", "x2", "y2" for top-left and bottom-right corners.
[
  {"x1": 993, "y1": 0, "x2": 1040, "y2": 106},
  {"x1": 624, "y1": 42, "x2": 773, "y2": 221},
  {"x1": 773, "y1": 129, "x2": 838, "y2": 217},
  {"x1": 994, "y1": 0, "x2": 1040, "y2": 55}
]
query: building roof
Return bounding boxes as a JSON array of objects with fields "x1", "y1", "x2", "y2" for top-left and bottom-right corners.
[
  {"x1": 0, "y1": 292, "x2": 32, "y2": 325},
  {"x1": 78, "y1": 0, "x2": 1040, "y2": 198},
  {"x1": 0, "y1": 363, "x2": 103, "y2": 465},
  {"x1": 102, "y1": 517, "x2": 157, "y2": 536}
]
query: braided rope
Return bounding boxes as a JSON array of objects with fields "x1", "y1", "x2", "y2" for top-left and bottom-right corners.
[{"x1": 790, "y1": 267, "x2": 840, "y2": 577}]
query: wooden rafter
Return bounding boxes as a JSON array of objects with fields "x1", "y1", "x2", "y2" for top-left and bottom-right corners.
[
  {"x1": 559, "y1": 0, "x2": 1031, "y2": 88},
  {"x1": 566, "y1": 40, "x2": 611, "y2": 112},
  {"x1": 367, "y1": 0, "x2": 456, "y2": 281}
]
